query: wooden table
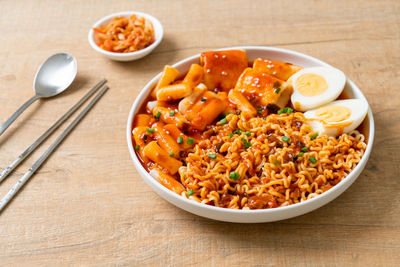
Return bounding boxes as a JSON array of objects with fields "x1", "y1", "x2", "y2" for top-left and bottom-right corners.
[{"x1": 0, "y1": 0, "x2": 399, "y2": 266}]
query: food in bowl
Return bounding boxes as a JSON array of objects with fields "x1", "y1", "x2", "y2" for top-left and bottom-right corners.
[
  {"x1": 130, "y1": 49, "x2": 368, "y2": 210},
  {"x1": 93, "y1": 14, "x2": 155, "y2": 53}
]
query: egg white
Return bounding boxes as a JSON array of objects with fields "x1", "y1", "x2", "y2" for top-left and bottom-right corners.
[
  {"x1": 304, "y1": 99, "x2": 368, "y2": 137},
  {"x1": 290, "y1": 66, "x2": 346, "y2": 111}
]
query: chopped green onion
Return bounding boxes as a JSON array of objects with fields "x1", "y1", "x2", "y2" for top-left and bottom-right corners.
[
  {"x1": 301, "y1": 147, "x2": 308, "y2": 152},
  {"x1": 201, "y1": 97, "x2": 207, "y2": 102},
  {"x1": 147, "y1": 128, "x2": 155, "y2": 133},
  {"x1": 170, "y1": 110, "x2": 175, "y2": 116},
  {"x1": 273, "y1": 160, "x2": 280, "y2": 165},
  {"x1": 228, "y1": 133, "x2": 233, "y2": 138},
  {"x1": 187, "y1": 138, "x2": 194, "y2": 144},
  {"x1": 241, "y1": 138, "x2": 251, "y2": 148},
  {"x1": 244, "y1": 131, "x2": 251, "y2": 136},
  {"x1": 229, "y1": 171, "x2": 240, "y2": 180},
  {"x1": 310, "y1": 132, "x2": 319, "y2": 140},
  {"x1": 169, "y1": 152, "x2": 174, "y2": 157},
  {"x1": 309, "y1": 156, "x2": 317, "y2": 163},
  {"x1": 274, "y1": 88, "x2": 281, "y2": 94},
  {"x1": 177, "y1": 137, "x2": 183, "y2": 144},
  {"x1": 282, "y1": 136, "x2": 290, "y2": 142},
  {"x1": 298, "y1": 152, "x2": 304, "y2": 157},
  {"x1": 257, "y1": 109, "x2": 262, "y2": 114},
  {"x1": 135, "y1": 145, "x2": 140, "y2": 151},
  {"x1": 277, "y1": 107, "x2": 293, "y2": 115},
  {"x1": 208, "y1": 153, "x2": 217, "y2": 159},
  {"x1": 234, "y1": 129, "x2": 242, "y2": 135},
  {"x1": 155, "y1": 111, "x2": 161, "y2": 120},
  {"x1": 187, "y1": 189, "x2": 194, "y2": 196},
  {"x1": 219, "y1": 117, "x2": 227, "y2": 125}
]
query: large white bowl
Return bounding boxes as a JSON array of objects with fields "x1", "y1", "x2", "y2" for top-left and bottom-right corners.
[
  {"x1": 126, "y1": 46, "x2": 375, "y2": 223},
  {"x1": 88, "y1": 11, "x2": 163, "y2": 61}
]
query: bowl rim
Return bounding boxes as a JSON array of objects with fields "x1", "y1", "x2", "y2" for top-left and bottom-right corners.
[
  {"x1": 126, "y1": 45, "x2": 375, "y2": 215},
  {"x1": 88, "y1": 11, "x2": 164, "y2": 58}
]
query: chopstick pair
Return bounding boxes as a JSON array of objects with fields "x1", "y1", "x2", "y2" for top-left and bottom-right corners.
[{"x1": 0, "y1": 79, "x2": 109, "y2": 212}]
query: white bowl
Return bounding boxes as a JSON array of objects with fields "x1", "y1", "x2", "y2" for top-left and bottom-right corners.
[
  {"x1": 126, "y1": 46, "x2": 375, "y2": 223},
  {"x1": 88, "y1": 11, "x2": 163, "y2": 61}
]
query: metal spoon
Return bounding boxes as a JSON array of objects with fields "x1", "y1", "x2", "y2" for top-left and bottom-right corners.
[{"x1": 0, "y1": 53, "x2": 77, "y2": 136}]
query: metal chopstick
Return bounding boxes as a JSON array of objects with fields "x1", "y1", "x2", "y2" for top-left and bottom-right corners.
[
  {"x1": 0, "y1": 85, "x2": 109, "y2": 212},
  {"x1": 0, "y1": 79, "x2": 107, "y2": 184}
]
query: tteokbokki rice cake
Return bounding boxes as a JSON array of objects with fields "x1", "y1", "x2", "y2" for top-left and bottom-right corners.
[{"x1": 131, "y1": 49, "x2": 368, "y2": 210}]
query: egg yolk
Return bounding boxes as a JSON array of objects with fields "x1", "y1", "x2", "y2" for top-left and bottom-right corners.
[
  {"x1": 315, "y1": 105, "x2": 351, "y2": 123},
  {"x1": 295, "y1": 73, "x2": 328, "y2": 97}
]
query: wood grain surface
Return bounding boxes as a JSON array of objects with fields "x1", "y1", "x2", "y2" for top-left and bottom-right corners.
[{"x1": 0, "y1": 0, "x2": 399, "y2": 266}]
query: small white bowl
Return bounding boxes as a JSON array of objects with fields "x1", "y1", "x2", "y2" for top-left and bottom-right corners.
[
  {"x1": 126, "y1": 46, "x2": 375, "y2": 223},
  {"x1": 88, "y1": 11, "x2": 163, "y2": 61}
]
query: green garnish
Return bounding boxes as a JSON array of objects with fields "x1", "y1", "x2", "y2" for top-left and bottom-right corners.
[
  {"x1": 201, "y1": 97, "x2": 207, "y2": 102},
  {"x1": 282, "y1": 136, "x2": 290, "y2": 142},
  {"x1": 170, "y1": 110, "x2": 175, "y2": 116},
  {"x1": 147, "y1": 128, "x2": 155, "y2": 133},
  {"x1": 229, "y1": 171, "x2": 240, "y2": 180},
  {"x1": 244, "y1": 131, "x2": 251, "y2": 136},
  {"x1": 187, "y1": 189, "x2": 194, "y2": 196},
  {"x1": 155, "y1": 111, "x2": 161, "y2": 120},
  {"x1": 273, "y1": 160, "x2": 280, "y2": 165},
  {"x1": 310, "y1": 132, "x2": 319, "y2": 140},
  {"x1": 169, "y1": 152, "x2": 174, "y2": 157},
  {"x1": 274, "y1": 88, "x2": 281, "y2": 94},
  {"x1": 135, "y1": 145, "x2": 140, "y2": 151},
  {"x1": 177, "y1": 137, "x2": 183, "y2": 144},
  {"x1": 187, "y1": 138, "x2": 194, "y2": 144},
  {"x1": 277, "y1": 107, "x2": 293, "y2": 115},
  {"x1": 219, "y1": 117, "x2": 227, "y2": 125},
  {"x1": 234, "y1": 129, "x2": 242, "y2": 135},
  {"x1": 298, "y1": 152, "x2": 304, "y2": 157},
  {"x1": 301, "y1": 147, "x2": 308, "y2": 152},
  {"x1": 241, "y1": 138, "x2": 251, "y2": 149},
  {"x1": 228, "y1": 133, "x2": 233, "y2": 138},
  {"x1": 257, "y1": 109, "x2": 262, "y2": 114},
  {"x1": 208, "y1": 153, "x2": 217, "y2": 159},
  {"x1": 309, "y1": 156, "x2": 317, "y2": 163}
]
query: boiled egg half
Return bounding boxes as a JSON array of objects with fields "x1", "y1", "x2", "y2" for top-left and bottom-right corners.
[
  {"x1": 304, "y1": 99, "x2": 368, "y2": 137},
  {"x1": 290, "y1": 66, "x2": 346, "y2": 111}
]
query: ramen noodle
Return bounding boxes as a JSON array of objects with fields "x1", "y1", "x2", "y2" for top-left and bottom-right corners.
[{"x1": 131, "y1": 49, "x2": 367, "y2": 209}]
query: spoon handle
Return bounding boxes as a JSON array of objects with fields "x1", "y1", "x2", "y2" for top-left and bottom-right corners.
[{"x1": 0, "y1": 95, "x2": 40, "y2": 136}]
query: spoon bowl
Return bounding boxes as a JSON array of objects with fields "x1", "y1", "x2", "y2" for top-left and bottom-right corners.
[
  {"x1": 0, "y1": 53, "x2": 78, "y2": 136},
  {"x1": 34, "y1": 53, "x2": 77, "y2": 97}
]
